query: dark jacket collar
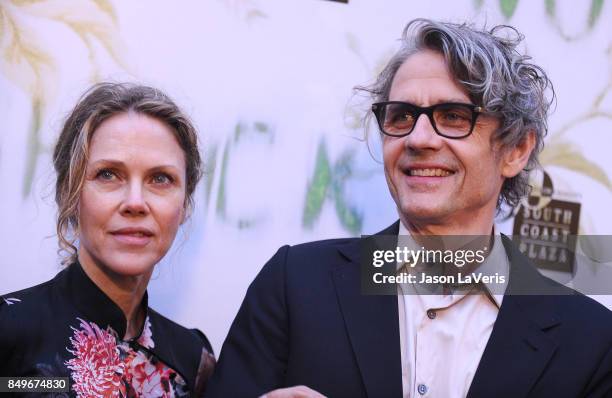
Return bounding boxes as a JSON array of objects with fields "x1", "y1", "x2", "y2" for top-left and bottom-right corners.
[
  {"x1": 336, "y1": 221, "x2": 567, "y2": 397},
  {"x1": 336, "y1": 220, "x2": 400, "y2": 265},
  {"x1": 377, "y1": 220, "x2": 401, "y2": 236},
  {"x1": 52, "y1": 262, "x2": 200, "y2": 393},
  {"x1": 467, "y1": 237, "x2": 565, "y2": 397},
  {"x1": 332, "y1": 221, "x2": 403, "y2": 397},
  {"x1": 56, "y1": 261, "x2": 149, "y2": 341}
]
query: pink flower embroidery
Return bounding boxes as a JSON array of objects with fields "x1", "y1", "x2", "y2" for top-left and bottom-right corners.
[
  {"x1": 66, "y1": 316, "x2": 186, "y2": 397},
  {"x1": 125, "y1": 352, "x2": 175, "y2": 398},
  {"x1": 137, "y1": 316, "x2": 155, "y2": 349},
  {"x1": 65, "y1": 318, "x2": 125, "y2": 398}
]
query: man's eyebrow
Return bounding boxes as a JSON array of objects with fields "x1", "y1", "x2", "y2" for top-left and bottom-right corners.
[
  {"x1": 432, "y1": 98, "x2": 472, "y2": 104},
  {"x1": 392, "y1": 98, "x2": 473, "y2": 105}
]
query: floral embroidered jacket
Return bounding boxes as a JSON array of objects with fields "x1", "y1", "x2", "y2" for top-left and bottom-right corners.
[{"x1": 0, "y1": 262, "x2": 215, "y2": 397}]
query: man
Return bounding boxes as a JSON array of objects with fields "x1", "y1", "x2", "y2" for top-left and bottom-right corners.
[{"x1": 207, "y1": 19, "x2": 612, "y2": 397}]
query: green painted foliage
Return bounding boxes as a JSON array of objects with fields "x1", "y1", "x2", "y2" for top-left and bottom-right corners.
[
  {"x1": 254, "y1": 121, "x2": 269, "y2": 133},
  {"x1": 210, "y1": 122, "x2": 277, "y2": 227},
  {"x1": 237, "y1": 219, "x2": 255, "y2": 229},
  {"x1": 233, "y1": 122, "x2": 244, "y2": 143},
  {"x1": 500, "y1": 0, "x2": 519, "y2": 18},
  {"x1": 215, "y1": 142, "x2": 231, "y2": 218},
  {"x1": 588, "y1": 0, "x2": 604, "y2": 28},
  {"x1": 253, "y1": 121, "x2": 274, "y2": 143},
  {"x1": 302, "y1": 140, "x2": 331, "y2": 228},
  {"x1": 204, "y1": 144, "x2": 218, "y2": 206},
  {"x1": 234, "y1": 121, "x2": 274, "y2": 144},
  {"x1": 302, "y1": 142, "x2": 363, "y2": 234},
  {"x1": 545, "y1": 0, "x2": 555, "y2": 16},
  {"x1": 334, "y1": 191, "x2": 362, "y2": 235},
  {"x1": 22, "y1": 99, "x2": 42, "y2": 198},
  {"x1": 332, "y1": 151, "x2": 362, "y2": 234}
]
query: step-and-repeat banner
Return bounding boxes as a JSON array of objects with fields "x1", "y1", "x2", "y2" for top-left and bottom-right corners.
[{"x1": 1, "y1": 0, "x2": 611, "y2": 352}]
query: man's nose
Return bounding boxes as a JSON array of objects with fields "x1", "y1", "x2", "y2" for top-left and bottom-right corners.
[
  {"x1": 403, "y1": 114, "x2": 444, "y2": 151},
  {"x1": 119, "y1": 182, "x2": 149, "y2": 217}
]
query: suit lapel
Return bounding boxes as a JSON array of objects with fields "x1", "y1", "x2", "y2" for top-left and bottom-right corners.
[
  {"x1": 330, "y1": 224, "x2": 563, "y2": 397},
  {"x1": 466, "y1": 295, "x2": 559, "y2": 397},
  {"x1": 332, "y1": 222, "x2": 403, "y2": 398},
  {"x1": 467, "y1": 237, "x2": 562, "y2": 398}
]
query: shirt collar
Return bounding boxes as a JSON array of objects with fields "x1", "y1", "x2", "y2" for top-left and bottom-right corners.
[{"x1": 397, "y1": 221, "x2": 509, "y2": 308}]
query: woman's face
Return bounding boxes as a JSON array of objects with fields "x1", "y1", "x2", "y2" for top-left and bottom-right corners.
[{"x1": 78, "y1": 111, "x2": 187, "y2": 277}]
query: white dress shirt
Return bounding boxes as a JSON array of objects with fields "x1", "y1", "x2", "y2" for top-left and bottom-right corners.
[{"x1": 397, "y1": 222, "x2": 510, "y2": 398}]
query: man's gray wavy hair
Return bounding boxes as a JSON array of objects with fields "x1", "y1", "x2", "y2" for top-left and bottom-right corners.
[{"x1": 357, "y1": 18, "x2": 555, "y2": 209}]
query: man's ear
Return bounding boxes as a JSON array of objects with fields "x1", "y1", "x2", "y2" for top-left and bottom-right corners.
[{"x1": 501, "y1": 131, "x2": 536, "y2": 178}]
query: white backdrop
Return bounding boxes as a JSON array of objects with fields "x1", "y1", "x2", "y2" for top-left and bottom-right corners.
[{"x1": 1, "y1": 0, "x2": 611, "y2": 353}]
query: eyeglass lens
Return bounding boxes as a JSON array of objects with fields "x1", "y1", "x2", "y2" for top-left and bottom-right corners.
[{"x1": 380, "y1": 103, "x2": 474, "y2": 137}]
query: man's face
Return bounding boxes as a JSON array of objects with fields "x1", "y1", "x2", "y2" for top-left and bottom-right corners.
[{"x1": 383, "y1": 49, "x2": 506, "y2": 230}]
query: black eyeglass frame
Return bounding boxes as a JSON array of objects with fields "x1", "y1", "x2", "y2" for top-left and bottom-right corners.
[{"x1": 371, "y1": 101, "x2": 484, "y2": 139}]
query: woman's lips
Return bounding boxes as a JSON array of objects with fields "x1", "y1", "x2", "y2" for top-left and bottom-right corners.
[
  {"x1": 111, "y1": 233, "x2": 152, "y2": 246},
  {"x1": 110, "y1": 228, "x2": 154, "y2": 246}
]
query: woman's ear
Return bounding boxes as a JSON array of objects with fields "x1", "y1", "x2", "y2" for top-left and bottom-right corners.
[
  {"x1": 501, "y1": 131, "x2": 536, "y2": 178},
  {"x1": 180, "y1": 202, "x2": 190, "y2": 225}
]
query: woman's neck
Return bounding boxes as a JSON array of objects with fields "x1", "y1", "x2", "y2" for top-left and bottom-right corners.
[{"x1": 77, "y1": 250, "x2": 152, "y2": 340}]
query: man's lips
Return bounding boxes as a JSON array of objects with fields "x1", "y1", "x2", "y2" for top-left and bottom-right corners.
[{"x1": 109, "y1": 227, "x2": 154, "y2": 246}]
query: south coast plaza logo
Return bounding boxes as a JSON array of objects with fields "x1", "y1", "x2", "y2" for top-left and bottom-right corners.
[{"x1": 512, "y1": 169, "x2": 581, "y2": 275}]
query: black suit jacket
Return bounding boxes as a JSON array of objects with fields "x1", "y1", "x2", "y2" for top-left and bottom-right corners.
[{"x1": 207, "y1": 222, "x2": 612, "y2": 397}]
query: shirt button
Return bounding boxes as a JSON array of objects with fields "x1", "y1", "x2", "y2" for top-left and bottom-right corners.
[
  {"x1": 427, "y1": 309, "x2": 436, "y2": 319},
  {"x1": 417, "y1": 383, "x2": 428, "y2": 395}
]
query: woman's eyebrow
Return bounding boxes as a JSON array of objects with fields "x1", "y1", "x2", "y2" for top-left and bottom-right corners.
[
  {"x1": 148, "y1": 165, "x2": 181, "y2": 172},
  {"x1": 88, "y1": 159, "x2": 125, "y2": 168},
  {"x1": 88, "y1": 160, "x2": 183, "y2": 178}
]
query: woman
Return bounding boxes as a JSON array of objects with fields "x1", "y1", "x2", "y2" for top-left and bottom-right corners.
[{"x1": 0, "y1": 83, "x2": 215, "y2": 397}]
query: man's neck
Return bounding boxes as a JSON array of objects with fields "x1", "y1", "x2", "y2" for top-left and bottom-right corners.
[{"x1": 399, "y1": 208, "x2": 496, "y2": 236}]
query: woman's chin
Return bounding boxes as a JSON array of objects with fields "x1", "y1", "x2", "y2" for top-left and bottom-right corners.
[{"x1": 100, "y1": 254, "x2": 159, "y2": 278}]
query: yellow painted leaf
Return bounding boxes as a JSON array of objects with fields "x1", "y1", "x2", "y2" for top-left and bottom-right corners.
[
  {"x1": 62, "y1": 19, "x2": 127, "y2": 71},
  {"x1": 539, "y1": 142, "x2": 611, "y2": 189},
  {"x1": 9, "y1": 0, "x2": 47, "y2": 5},
  {"x1": 92, "y1": 0, "x2": 118, "y2": 23},
  {"x1": 13, "y1": 0, "x2": 127, "y2": 70},
  {"x1": 246, "y1": 9, "x2": 266, "y2": 21},
  {"x1": 1, "y1": 0, "x2": 127, "y2": 197},
  {"x1": 223, "y1": 0, "x2": 266, "y2": 21},
  {"x1": 0, "y1": 6, "x2": 56, "y2": 99}
]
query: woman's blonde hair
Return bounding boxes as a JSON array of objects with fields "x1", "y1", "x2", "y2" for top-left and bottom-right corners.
[{"x1": 53, "y1": 82, "x2": 203, "y2": 265}]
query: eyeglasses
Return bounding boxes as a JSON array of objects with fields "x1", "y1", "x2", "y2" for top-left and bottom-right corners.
[{"x1": 371, "y1": 101, "x2": 483, "y2": 139}]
